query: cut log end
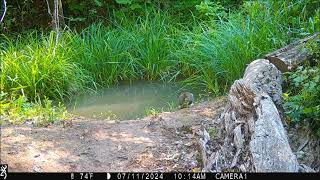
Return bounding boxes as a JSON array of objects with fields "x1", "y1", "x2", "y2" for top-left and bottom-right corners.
[
  {"x1": 265, "y1": 33, "x2": 320, "y2": 72},
  {"x1": 266, "y1": 57, "x2": 289, "y2": 72}
]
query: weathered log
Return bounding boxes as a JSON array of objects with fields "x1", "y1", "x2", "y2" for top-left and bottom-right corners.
[
  {"x1": 201, "y1": 59, "x2": 300, "y2": 172},
  {"x1": 249, "y1": 93, "x2": 299, "y2": 172},
  {"x1": 265, "y1": 33, "x2": 320, "y2": 72},
  {"x1": 199, "y1": 129, "x2": 211, "y2": 168},
  {"x1": 200, "y1": 34, "x2": 320, "y2": 172}
]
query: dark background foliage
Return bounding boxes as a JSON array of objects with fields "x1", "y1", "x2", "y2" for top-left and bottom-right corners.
[{"x1": 0, "y1": 0, "x2": 244, "y2": 32}]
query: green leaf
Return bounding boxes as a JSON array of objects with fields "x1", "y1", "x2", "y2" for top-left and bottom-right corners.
[
  {"x1": 94, "y1": 0, "x2": 103, "y2": 7},
  {"x1": 130, "y1": 4, "x2": 142, "y2": 10},
  {"x1": 115, "y1": 0, "x2": 133, "y2": 5},
  {"x1": 303, "y1": 107, "x2": 313, "y2": 114},
  {"x1": 293, "y1": 76, "x2": 307, "y2": 84}
]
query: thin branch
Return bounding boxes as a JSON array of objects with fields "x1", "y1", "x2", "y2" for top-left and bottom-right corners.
[
  {"x1": 52, "y1": 0, "x2": 60, "y2": 57},
  {"x1": 0, "y1": 0, "x2": 7, "y2": 23},
  {"x1": 54, "y1": 0, "x2": 59, "y2": 31},
  {"x1": 45, "y1": 0, "x2": 52, "y2": 17}
]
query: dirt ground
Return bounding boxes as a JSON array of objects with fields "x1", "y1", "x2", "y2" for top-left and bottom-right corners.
[
  {"x1": 287, "y1": 122, "x2": 320, "y2": 171},
  {"x1": 0, "y1": 97, "x2": 226, "y2": 172},
  {"x1": 1, "y1": 95, "x2": 319, "y2": 172}
]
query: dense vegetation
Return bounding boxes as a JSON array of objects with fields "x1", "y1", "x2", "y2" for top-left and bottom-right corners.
[
  {"x1": 0, "y1": 0, "x2": 319, "y2": 126},
  {"x1": 284, "y1": 43, "x2": 320, "y2": 137}
]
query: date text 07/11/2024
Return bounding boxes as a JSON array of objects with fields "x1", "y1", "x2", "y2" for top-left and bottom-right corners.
[
  {"x1": 113, "y1": 172, "x2": 246, "y2": 180},
  {"x1": 115, "y1": 173, "x2": 206, "y2": 180},
  {"x1": 72, "y1": 172, "x2": 247, "y2": 180}
]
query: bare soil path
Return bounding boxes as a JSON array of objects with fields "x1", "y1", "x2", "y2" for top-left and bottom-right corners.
[{"x1": 0, "y1": 97, "x2": 226, "y2": 172}]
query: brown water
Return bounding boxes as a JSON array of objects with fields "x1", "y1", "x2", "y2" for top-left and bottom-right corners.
[{"x1": 68, "y1": 82, "x2": 181, "y2": 120}]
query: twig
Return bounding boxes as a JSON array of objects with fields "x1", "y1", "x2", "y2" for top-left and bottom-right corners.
[
  {"x1": 297, "y1": 139, "x2": 309, "y2": 152},
  {"x1": 54, "y1": 0, "x2": 59, "y2": 32},
  {"x1": 52, "y1": 0, "x2": 60, "y2": 57},
  {"x1": 45, "y1": 0, "x2": 52, "y2": 17},
  {"x1": 0, "y1": 0, "x2": 7, "y2": 23}
]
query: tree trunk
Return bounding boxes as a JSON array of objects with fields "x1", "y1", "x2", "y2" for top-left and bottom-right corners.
[
  {"x1": 46, "y1": 0, "x2": 65, "y2": 31},
  {"x1": 58, "y1": 0, "x2": 65, "y2": 28},
  {"x1": 52, "y1": 0, "x2": 65, "y2": 31}
]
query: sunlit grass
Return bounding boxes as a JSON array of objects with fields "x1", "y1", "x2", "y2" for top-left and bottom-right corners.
[
  {"x1": 0, "y1": 32, "x2": 89, "y2": 101},
  {"x1": 0, "y1": 92, "x2": 69, "y2": 126},
  {"x1": 0, "y1": 0, "x2": 318, "y2": 125}
]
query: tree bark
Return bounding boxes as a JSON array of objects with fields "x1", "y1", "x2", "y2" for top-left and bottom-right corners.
[
  {"x1": 265, "y1": 33, "x2": 320, "y2": 72},
  {"x1": 249, "y1": 93, "x2": 299, "y2": 172},
  {"x1": 201, "y1": 59, "x2": 300, "y2": 172},
  {"x1": 200, "y1": 33, "x2": 320, "y2": 172}
]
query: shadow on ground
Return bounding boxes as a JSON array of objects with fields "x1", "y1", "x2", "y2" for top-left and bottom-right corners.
[{"x1": 1, "y1": 97, "x2": 227, "y2": 172}]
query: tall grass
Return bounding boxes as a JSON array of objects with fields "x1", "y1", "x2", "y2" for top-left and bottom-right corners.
[
  {"x1": 0, "y1": 0, "x2": 318, "y2": 108},
  {"x1": 68, "y1": 12, "x2": 179, "y2": 87},
  {"x1": 174, "y1": 0, "x2": 319, "y2": 94},
  {"x1": 0, "y1": 32, "x2": 90, "y2": 102}
]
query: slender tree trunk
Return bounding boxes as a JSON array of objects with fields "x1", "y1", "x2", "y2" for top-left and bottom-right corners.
[
  {"x1": 53, "y1": 0, "x2": 65, "y2": 31},
  {"x1": 58, "y1": 0, "x2": 65, "y2": 28},
  {"x1": 46, "y1": 0, "x2": 65, "y2": 31},
  {"x1": 46, "y1": 0, "x2": 65, "y2": 56}
]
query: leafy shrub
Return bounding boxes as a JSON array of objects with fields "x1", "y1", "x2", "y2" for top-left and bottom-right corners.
[
  {"x1": 195, "y1": 1, "x2": 227, "y2": 20},
  {"x1": 0, "y1": 92, "x2": 69, "y2": 126},
  {"x1": 284, "y1": 65, "x2": 320, "y2": 137}
]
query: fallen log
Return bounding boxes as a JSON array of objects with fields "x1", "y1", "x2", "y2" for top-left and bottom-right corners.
[
  {"x1": 200, "y1": 33, "x2": 320, "y2": 172},
  {"x1": 249, "y1": 92, "x2": 299, "y2": 172},
  {"x1": 201, "y1": 59, "x2": 300, "y2": 172},
  {"x1": 265, "y1": 33, "x2": 320, "y2": 72}
]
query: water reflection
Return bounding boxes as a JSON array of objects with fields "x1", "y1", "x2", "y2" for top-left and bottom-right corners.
[{"x1": 68, "y1": 82, "x2": 180, "y2": 120}]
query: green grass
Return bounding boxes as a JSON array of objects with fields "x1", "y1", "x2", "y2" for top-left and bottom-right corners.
[
  {"x1": 174, "y1": 0, "x2": 319, "y2": 94},
  {"x1": 0, "y1": 0, "x2": 319, "y2": 124},
  {"x1": 69, "y1": 12, "x2": 180, "y2": 86},
  {"x1": 0, "y1": 92, "x2": 69, "y2": 126},
  {"x1": 0, "y1": 32, "x2": 89, "y2": 101}
]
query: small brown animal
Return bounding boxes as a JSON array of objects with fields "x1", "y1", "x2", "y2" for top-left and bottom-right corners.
[
  {"x1": 62, "y1": 119, "x2": 73, "y2": 128},
  {"x1": 178, "y1": 92, "x2": 194, "y2": 109}
]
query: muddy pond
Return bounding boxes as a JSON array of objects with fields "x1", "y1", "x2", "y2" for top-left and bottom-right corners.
[{"x1": 68, "y1": 81, "x2": 185, "y2": 120}]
